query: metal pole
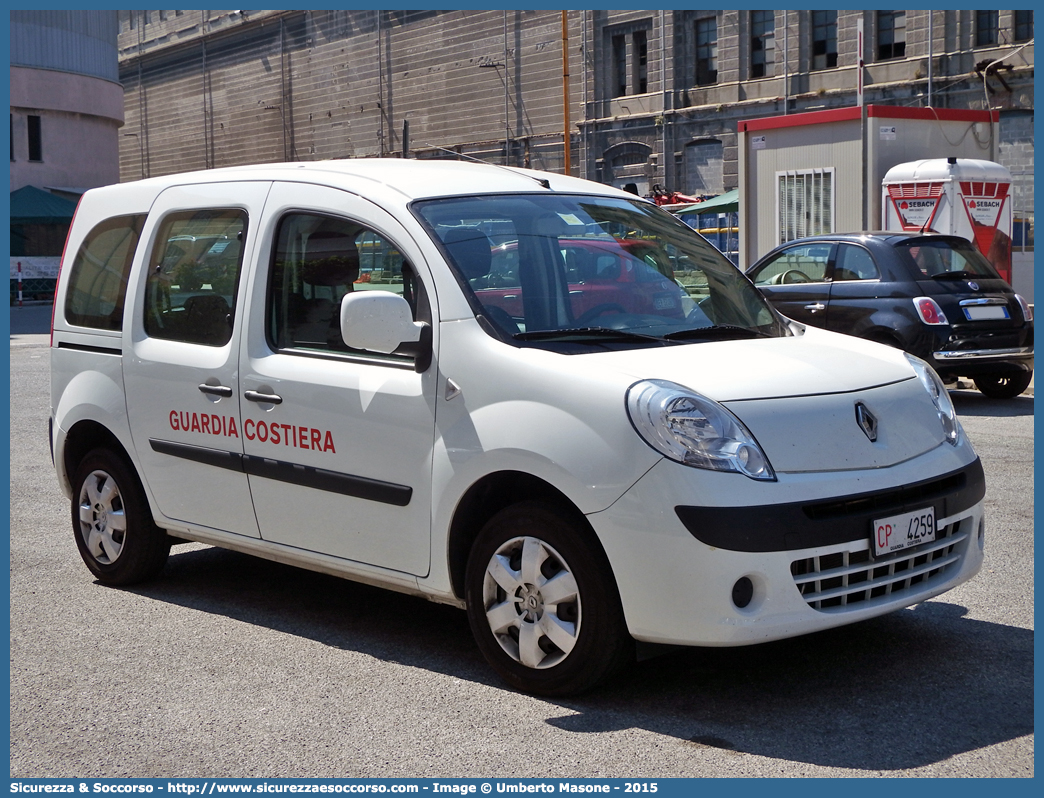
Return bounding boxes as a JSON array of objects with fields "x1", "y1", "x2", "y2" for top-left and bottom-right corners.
[
  {"x1": 857, "y1": 17, "x2": 868, "y2": 230},
  {"x1": 504, "y1": 10, "x2": 510, "y2": 164},
  {"x1": 562, "y1": 11, "x2": 571, "y2": 175},
  {"x1": 927, "y1": 12, "x2": 934, "y2": 107},
  {"x1": 783, "y1": 10, "x2": 789, "y2": 113},
  {"x1": 660, "y1": 10, "x2": 668, "y2": 189},
  {"x1": 377, "y1": 11, "x2": 384, "y2": 157},
  {"x1": 581, "y1": 9, "x2": 587, "y2": 180}
]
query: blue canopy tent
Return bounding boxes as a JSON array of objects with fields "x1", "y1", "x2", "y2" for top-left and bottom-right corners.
[{"x1": 672, "y1": 190, "x2": 740, "y2": 265}]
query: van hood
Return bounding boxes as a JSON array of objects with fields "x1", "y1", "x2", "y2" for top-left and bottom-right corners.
[
  {"x1": 591, "y1": 326, "x2": 916, "y2": 402},
  {"x1": 586, "y1": 327, "x2": 950, "y2": 472}
]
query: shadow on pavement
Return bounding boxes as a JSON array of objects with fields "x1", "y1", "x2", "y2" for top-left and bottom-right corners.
[
  {"x1": 951, "y1": 390, "x2": 1034, "y2": 417},
  {"x1": 125, "y1": 544, "x2": 1032, "y2": 771}
]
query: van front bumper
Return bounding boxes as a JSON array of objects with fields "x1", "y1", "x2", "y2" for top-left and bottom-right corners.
[{"x1": 588, "y1": 452, "x2": 985, "y2": 647}]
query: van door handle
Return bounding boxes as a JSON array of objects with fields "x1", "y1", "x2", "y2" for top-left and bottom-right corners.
[
  {"x1": 804, "y1": 303, "x2": 826, "y2": 312},
  {"x1": 244, "y1": 390, "x2": 283, "y2": 405},
  {"x1": 198, "y1": 383, "x2": 233, "y2": 398}
]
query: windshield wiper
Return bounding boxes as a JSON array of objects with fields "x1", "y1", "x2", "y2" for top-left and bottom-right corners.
[
  {"x1": 662, "y1": 324, "x2": 770, "y2": 341},
  {"x1": 514, "y1": 326, "x2": 666, "y2": 344}
]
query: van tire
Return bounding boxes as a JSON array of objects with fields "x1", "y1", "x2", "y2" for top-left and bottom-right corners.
[
  {"x1": 72, "y1": 448, "x2": 170, "y2": 585},
  {"x1": 465, "y1": 501, "x2": 633, "y2": 695}
]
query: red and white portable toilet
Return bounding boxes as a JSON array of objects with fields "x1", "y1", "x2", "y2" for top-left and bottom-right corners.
[{"x1": 882, "y1": 158, "x2": 1014, "y2": 283}]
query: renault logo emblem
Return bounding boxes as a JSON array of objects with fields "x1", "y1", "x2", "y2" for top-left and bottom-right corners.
[{"x1": 855, "y1": 402, "x2": 878, "y2": 442}]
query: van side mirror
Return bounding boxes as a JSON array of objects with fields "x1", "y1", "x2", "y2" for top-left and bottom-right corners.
[{"x1": 339, "y1": 291, "x2": 432, "y2": 372}]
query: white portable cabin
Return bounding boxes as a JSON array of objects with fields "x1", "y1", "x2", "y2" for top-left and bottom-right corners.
[
  {"x1": 737, "y1": 105, "x2": 1000, "y2": 270},
  {"x1": 882, "y1": 158, "x2": 1014, "y2": 284}
]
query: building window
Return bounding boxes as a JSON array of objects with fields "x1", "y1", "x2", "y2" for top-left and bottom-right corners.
[
  {"x1": 633, "y1": 30, "x2": 648, "y2": 94},
  {"x1": 877, "y1": 11, "x2": 906, "y2": 60},
  {"x1": 1014, "y1": 10, "x2": 1033, "y2": 42},
  {"x1": 812, "y1": 11, "x2": 838, "y2": 70},
  {"x1": 751, "y1": 11, "x2": 775, "y2": 78},
  {"x1": 777, "y1": 169, "x2": 834, "y2": 244},
  {"x1": 694, "y1": 17, "x2": 718, "y2": 86},
  {"x1": 976, "y1": 11, "x2": 998, "y2": 46},
  {"x1": 27, "y1": 115, "x2": 42, "y2": 162},
  {"x1": 610, "y1": 27, "x2": 652, "y2": 97},
  {"x1": 612, "y1": 35, "x2": 627, "y2": 97}
]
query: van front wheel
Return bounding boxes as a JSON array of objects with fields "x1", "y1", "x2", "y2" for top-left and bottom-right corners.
[
  {"x1": 72, "y1": 448, "x2": 170, "y2": 585},
  {"x1": 465, "y1": 501, "x2": 633, "y2": 696}
]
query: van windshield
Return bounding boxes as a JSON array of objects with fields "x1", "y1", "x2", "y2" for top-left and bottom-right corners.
[{"x1": 413, "y1": 193, "x2": 787, "y2": 350}]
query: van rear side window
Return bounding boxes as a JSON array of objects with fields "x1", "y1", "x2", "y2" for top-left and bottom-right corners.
[
  {"x1": 143, "y1": 209, "x2": 247, "y2": 346},
  {"x1": 64, "y1": 215, "x2": 146, "y2": 331}
]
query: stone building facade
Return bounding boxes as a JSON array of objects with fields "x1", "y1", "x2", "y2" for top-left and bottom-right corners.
[{"x1": 116, "y1": 10, "x2": 1033, "y2": 217}]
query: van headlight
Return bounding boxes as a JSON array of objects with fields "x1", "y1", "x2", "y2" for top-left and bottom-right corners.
[
  {"x1": 626, "y1": 379, "x2": 776, "y2": 480},
  {"x1": 905, "y1": 353, "x2": 960, "y2": 446}
]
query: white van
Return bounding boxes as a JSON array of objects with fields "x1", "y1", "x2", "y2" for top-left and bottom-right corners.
[{"x1": 50, "y1": 160, "x2": 985, "y2": 695}]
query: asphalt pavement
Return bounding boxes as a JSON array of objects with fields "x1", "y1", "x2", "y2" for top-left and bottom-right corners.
[{"x1": 8, "y1": 299, "x2": 1034, "y2": 778}]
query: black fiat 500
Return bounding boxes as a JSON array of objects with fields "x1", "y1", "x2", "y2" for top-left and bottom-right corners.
[{"x1": 747, "y1": 232, "x2": 1034, "y2": 398}]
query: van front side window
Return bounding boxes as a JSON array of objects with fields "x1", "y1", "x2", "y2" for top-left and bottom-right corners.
[
  {"x1": 266, "y1": 212, "x2": 429, "y2": 360},
  {"x1": 143, "y1": 209, "x2": 247, "y2": 346}
]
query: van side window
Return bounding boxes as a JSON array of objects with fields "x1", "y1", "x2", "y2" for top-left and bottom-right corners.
[
  {"x1": 266, "y1": 212, "x2": 429, "y2": 360},
  {"x1": 143, "y1": 209, "x2": 247, "y2": 346},
  {"x1": 64, "y1": 214, "x2": 146, "y2": 331}
]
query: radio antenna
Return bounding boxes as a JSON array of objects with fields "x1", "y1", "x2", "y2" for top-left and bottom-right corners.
[{"x1": 425, "y1": 144, "x2": 551, "y2": 189}]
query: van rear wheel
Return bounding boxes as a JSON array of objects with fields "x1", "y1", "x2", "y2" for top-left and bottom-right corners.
[
  {"x1": 465, "y1": 501, "x2": 633, "y2": 696},
  {"x1": 72, "y1": 448, "x2": 170, "y2": 585}
]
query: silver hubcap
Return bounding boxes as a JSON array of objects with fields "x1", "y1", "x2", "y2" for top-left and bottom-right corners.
[
  {"x1": 77, "y1": 470, "x2": 127, "y2": 565},
  {"x1": 482, "y1": 536, "x2": 581, "y2": 669}
]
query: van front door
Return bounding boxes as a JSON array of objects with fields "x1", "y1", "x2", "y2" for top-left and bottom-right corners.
[{"x1": 239, "y1": 183, "x2": 437, "y2": 576}]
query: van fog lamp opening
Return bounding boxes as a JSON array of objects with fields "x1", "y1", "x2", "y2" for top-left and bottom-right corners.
[
  {"x1": 905, "y1": 353, "x2": 960, "y2": 446},
  {"x1": 626, "y1": 380, "x2": 775, "y2": 480}
]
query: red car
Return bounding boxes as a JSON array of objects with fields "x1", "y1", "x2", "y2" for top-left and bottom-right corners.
[{"x1": 472, "y1": 237, "x2": 690, "y2": 331}]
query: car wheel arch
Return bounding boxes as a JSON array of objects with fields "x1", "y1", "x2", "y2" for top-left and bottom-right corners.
[
  {"x1": 446, "y1": 470, "x2": 607, "y2": 603},
  {"x1": 61, "y1": 420, "x2": 134, "y2": 497}
]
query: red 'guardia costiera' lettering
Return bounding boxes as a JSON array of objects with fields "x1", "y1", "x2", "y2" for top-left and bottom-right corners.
[
  {"x1": 244, "y1": 419, "x2": 336, "y2": 453},
  {"x1": 168, "y1": 411, "x2": 336, "y2": 453},
  {"x1": 169, "y1": 410, "x2": 239, "y2": 438}
]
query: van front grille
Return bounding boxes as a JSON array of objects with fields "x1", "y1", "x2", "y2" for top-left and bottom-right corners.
[{"x1": 790, "y1": 521, "x2": 967, "y2": 612}]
